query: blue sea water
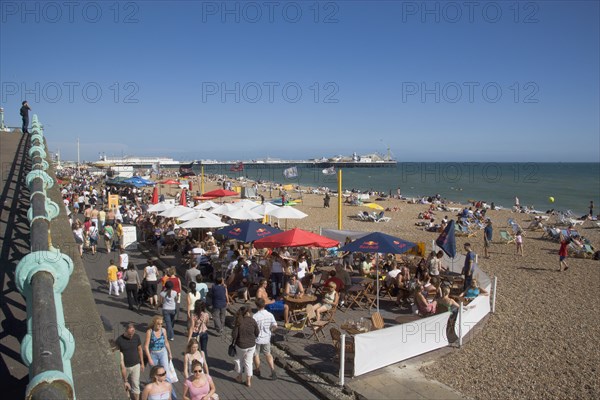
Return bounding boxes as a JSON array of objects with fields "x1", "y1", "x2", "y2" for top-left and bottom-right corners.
[{"x1": 201, "y1": 162, "x2": 600, "y2": 216}]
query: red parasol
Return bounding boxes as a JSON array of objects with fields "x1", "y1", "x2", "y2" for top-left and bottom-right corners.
[
  {"x1": 202, "y1": 189, "x2": 239, "y2": 198},
  {"x1": 151, "y1": 186, "x2": 159, "y2": 204},
  {"x1": 179, "y1": 188, "x2": 187, "y2": 206},
  {"x1": 253, "y1": 228, "x2": 339, "y2": 249},
  {"x1": 189, "y1": 180, "x2": 193, "y2": 191}
]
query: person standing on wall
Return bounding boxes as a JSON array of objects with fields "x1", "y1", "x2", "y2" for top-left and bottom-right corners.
[{"x1": 20, "y1": 101, "x2": 31, "y2": 134}]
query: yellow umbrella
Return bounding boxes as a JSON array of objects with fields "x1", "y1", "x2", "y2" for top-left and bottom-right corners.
[{"x1": 363, "y1": 203, "x2": 385, "y2": 211}]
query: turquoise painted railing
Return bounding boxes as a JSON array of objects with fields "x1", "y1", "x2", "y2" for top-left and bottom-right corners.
[{"x1": 15, "y1": 115, "x2": 76, "y2": 399}]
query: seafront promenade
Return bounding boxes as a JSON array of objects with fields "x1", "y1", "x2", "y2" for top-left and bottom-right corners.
[{"x1": 1, "y1": 129, "x2": 468, "y2": 399}]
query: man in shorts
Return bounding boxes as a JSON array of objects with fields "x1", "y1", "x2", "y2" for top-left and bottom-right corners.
[
  {"x1": 115, "y1": 323, "x2": 144, "y2": 400},
  {"x1": 252, "y1": 298, "x2": 277, "y2": 380}
]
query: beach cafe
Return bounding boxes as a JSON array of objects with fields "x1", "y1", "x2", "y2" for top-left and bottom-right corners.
[{"x1": 139, "y1": 194, "x2": 497, "y2": 383}]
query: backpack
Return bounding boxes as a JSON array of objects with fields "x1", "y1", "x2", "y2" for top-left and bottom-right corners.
[{"x1": 89, "y1": 228, "x2": 98, "y2": 240}]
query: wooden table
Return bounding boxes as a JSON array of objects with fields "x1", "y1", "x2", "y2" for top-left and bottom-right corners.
[
  {"x1": 284, "y1": 294, "x2": 317, "y2": 305},
  {"x1": 284, "y1": 294, "x2": 318, "y2": 322},
  {"x1": 340, "y1": 323, "x2": 370, "y2": 336}
]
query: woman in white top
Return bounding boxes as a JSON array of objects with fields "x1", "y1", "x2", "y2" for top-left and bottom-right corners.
[
  {"x1": 269, "y1": 252, "x2": 285, "y2": 298},
  {"x1": 183, "y1": 338, "x2": 209, "y2": 379},
  {"x1": 143, "y1": 259, "x2": 160, "y2": 308},
  {"x1": 88, "y1": 221, "x2": 99, "y2": 255},
  {"x1": 187, "y1": 281, "x2": 201, "y2": 333},
  {"x1": 72, "y1": 221, "x2": 84, "y2": 256},
  {"x1": 296, "y1": 255, "x2": 308, "y2": 280}
]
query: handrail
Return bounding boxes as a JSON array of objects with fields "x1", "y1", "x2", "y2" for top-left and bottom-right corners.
[{"x1": 15, "y1": 115, "x2": 75, "y2": 400}]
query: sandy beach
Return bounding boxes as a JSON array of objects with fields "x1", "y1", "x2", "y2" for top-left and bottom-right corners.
[{"x1": 183, "y1": 177, "x2": 600, "y2": 400}]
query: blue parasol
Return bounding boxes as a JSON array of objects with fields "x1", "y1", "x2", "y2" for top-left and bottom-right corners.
[
  {"x1": 215, "y1": 220, "x2": 282, "y2": 243},
  {"x1": 339, "y1": 232, "x2": 417, "y2": 311}
]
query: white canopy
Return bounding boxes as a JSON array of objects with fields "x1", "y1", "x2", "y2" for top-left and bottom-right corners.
[
  {"x1": 159, "y1": 205, "x2": 194, "y2": 218},
  {"x1": 268, "y1": 206, "x2": 308, "y2": 219},
  {"x1": 147, "y1": 202, "x2": 174, "y2": 213},
  {"x1": 180, "y1": 217, "x2": 228, "y2": 229}
]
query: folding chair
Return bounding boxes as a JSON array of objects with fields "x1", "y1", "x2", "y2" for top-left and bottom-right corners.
[
  {"x1": 330, "y1": 327, "x2": 354, "y2": 362},
  {"x1": 284, "y1": 313, "x2": 309, "y2": 340},
  {"x1": 306, "y1": 304, "x2": 329, "y2": 342},
  {"x1": 345, "y1": 284, "x2": 367, "y2": 309},
  {"x1": 371, "y1": 312, "x2": 385, "y2": 330}
]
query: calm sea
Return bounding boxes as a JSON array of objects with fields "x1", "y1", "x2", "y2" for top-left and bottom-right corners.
[{"x1": 200, "y1": 162, "x2": 600, "y2": 216}]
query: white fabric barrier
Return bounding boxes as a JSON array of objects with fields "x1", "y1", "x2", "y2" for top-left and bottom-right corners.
[
  {"x1": 353, "y1": 312, "x2": 452, "y2": 376},
  {"x1": 456, "y1": 292, "x2": 490, "y2": 339},
  {"x1": 122, "y1": 225, "x2": 137, "y2": 249},
  {"x1": 351, "y1": 246, "x2": 494, "y2": 376}
]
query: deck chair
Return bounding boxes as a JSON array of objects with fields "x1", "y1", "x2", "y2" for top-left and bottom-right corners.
[
  {"x1": 371, "y1": 312, "x2": 385, "y2": 330},
  {"x1": 374, "y1": 211, "x2": 391, "y2": 223},
  {"x1": 499, "y1": 230, "x2": 515, "y2": 244},
  {"x1": 356, "y1": 211, "x2": 369, "y2": 221},
  {"x1": 306, "y1": 304, "x2": 330, "y2": 342}
]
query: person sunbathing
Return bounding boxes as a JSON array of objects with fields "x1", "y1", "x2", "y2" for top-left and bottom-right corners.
[{"x1": 458, "y1": 279, "x2": 488, "y2": 302}]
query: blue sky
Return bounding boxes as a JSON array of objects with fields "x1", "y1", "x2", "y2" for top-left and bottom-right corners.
[{"x1": 1, "y1": 1, "x2": 598, "y2": 162}]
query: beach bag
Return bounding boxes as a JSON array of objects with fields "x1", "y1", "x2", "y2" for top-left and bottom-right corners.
[
  {"x1": 166, "y1": 359, "x2": 178, "y2": 383},
  {"x1": 228, "y1": 330, "x2": 237, "y2": 357},
  {"x1": 228, "y1": 343, "x2": 237, "y2": 357},
  {"x1": 89, "y1": 228, "x2": 98, "y2": 241}
]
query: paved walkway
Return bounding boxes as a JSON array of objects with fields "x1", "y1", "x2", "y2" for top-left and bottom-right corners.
[
  {"x1": 0, "y1": 132, "x2": 30, "y2": 398},
  {"x1": 79, "y1": 239, "x2": 319, "y2": 400}
]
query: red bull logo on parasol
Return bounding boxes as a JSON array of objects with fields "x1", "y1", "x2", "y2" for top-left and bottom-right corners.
[
  {"x1": 255, "y1": 228, "x2": 270, "y2": 237},
  {"x1": 359, "y1": 240, "x2": 379, "y2": 250},
  {"x1": 229, "y1": 227, "x2": 242, "y2": 236}
]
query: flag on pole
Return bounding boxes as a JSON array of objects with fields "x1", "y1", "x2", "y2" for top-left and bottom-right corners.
[
  {"x1": 230, "y1": 162, "x2": 244, "y2": 172},
  {"x1": 283, "y1": 166, "x2": 298, "y2": 179},
  {"x1": 322, "y1": 166, "x2": 336, "y2": 175},
  {"x1": 179, "y1": 161, "x2": 196, "y2": 177},
  {"x1": 435, "y1": 220, "x2": 456, "y2": 258}
]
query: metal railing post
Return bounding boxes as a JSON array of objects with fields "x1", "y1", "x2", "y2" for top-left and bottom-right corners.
[
  {"x1": 15, "y1": 115, "x2": 75, "y2": 400},
  {"x1": 492, "y1": 276, "x2": 498, "y2": 313},
  {"x1": 339, "y1": 334, "x2": 346, "y2": 386}
]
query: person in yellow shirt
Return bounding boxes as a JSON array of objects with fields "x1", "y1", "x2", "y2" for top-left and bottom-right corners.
[
  {"x1": 115, "y1": 222, "x2": 124, "y2": 252},
  {"x1": 107, "y1": 260, "x2": 120, "y2": 296}
]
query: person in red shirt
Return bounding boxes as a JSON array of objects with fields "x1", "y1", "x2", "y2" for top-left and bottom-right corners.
[
  {"x1": 559, "y1": 237, "x2": 570, "y2": 271},
  {"x1": 323, "y1": 270, "x2": 344, "y2": 292}
]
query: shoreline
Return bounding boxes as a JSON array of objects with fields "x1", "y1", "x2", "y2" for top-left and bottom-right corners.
[{"x1": 148, "y1": 164, "x2": 599, "y2": 217}]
